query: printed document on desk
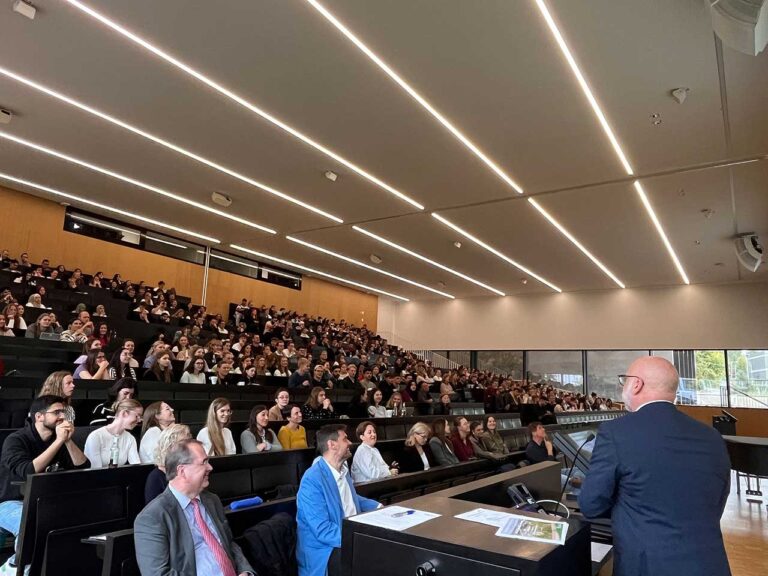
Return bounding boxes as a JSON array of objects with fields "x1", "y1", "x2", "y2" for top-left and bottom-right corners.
[
  {"x1": 495, "y1": 514, "x2": 568, "y2": 545},
  {"x1": 454, "y1": 507, "x2": 516, "y2": 528},
  {"x1": 348, "y1": 506, "x2": 441, "y2": 531}
]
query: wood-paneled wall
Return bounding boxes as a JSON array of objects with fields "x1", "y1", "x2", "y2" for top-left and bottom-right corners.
[
  {"x1": 678, "y1": 406, "x2": 768, "y2": 437},
  {"x1": 0, "y1": 185, "x2": 378, "y2": 328}
]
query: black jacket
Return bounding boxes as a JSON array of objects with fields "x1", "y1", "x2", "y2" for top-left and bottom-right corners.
[
  {"x1": 398, "y1": 444, "x2": 436, "y2": 473},
  {"x1": 0, "y1": 420, "x2": 90, "y2": 503}
]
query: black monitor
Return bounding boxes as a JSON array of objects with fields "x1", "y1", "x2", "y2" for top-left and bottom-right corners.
[{"x1": 553, "y1": 427, "x2": 598, "y2": 475}]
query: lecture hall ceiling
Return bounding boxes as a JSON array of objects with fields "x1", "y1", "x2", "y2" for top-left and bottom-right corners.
[{"x1": 0, "y1": 0, "x2": 766, "y2": 300}]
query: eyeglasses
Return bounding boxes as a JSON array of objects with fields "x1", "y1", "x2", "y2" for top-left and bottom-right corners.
[
  {"x1": 617, "y1": 374, "x2": 644, "y2": 387},
  {"x1": 43, "y1": 409, "x2": 67, "y2": 416}
]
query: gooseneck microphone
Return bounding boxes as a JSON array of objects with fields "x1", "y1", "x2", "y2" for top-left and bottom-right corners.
[{"x1": 557, "y1": 432, "x2": 595, "y2": 508}]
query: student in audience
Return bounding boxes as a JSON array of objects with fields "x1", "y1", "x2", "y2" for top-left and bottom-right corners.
[
  {"x1": 139, "y1": 401, "x2": 177, "y2": 464},
  {"x1": 268, "y1": 388, "x2": 292, "y2": 421},
  {"x1": 84, "y1": 399, "x2": 143, "y2": 468},
  {"x1": 288, "y1": 358, "x2": 311, "y2": 388},
  {"x1": 524, "y1": 421, "x2": 558, "y2": 465},
  {"x1": 480, "y1": 415, "x2": 510, "y2": 456},
  {"x1": 351, "y1": 421, "x2": 398, "y2": 483},
  {"x1": 95, "y1": 322, "x2": 110, "y2": 348},
  {"x1": 75, "y1": 348, "x2": 110, "y2": 380},
  {"x1": 122, "y1": 338, "x2": 141, "y2": 369},
  {"x1": 38, "y1": 371, "x2": 76, "y2": 423},
  {"x1": 144, "y1": 423, "x2": 191, "y2": 505},
  {"x1": 60, "y1": 318, "x2": 88, "y2": 343},
  {"x1": 92, "y1": 304, "x2": 108, "y2": 318},
  {"x1": 0, "y1": 395, "x2": 89, "y2": 573},
  {"x1": 400, "y1": 379, "x2": 419, "y2": 403},
  {"x1": 302, "y1": 386, "x2": 335, "y2": 420},
  {"x1": 171, "y1": 335, "x2": 191, "y2": 361},
  {"x1": 105, "y1": 349, "x2": 133, "y2": 380},
  {"x1": 180, "y1": 357, "x2": 208, "y2": 384},
  {"x1": 134, "y1": 439, "x2": 254, "y2": 576},
  {"x1": 144, "y1": 351, "x2": 174, "y2": 384},
  {"x1": 2, "y1": 303, "x2": 26, "y2": 331},
  {"x1": 241, "y1": 405, "x2": 282, "y2": 454},
  {"x1": 25, "y1": 293, "x2": 46, "y2": 309},
  {"x1": 277, "y1": 405, "x2": 308, "y2": 450},
  {"x1": 385, "y1": 391, "x2": 406, "y2": 417},
  {"x1": 24, "y1": 312, "x2": 56, "y2": 339},
  {"x1": 469, "y1": 420, "x2": 508, "y2": 463},
  {"x1": 432, "y1": 393, "x2": 452, "y2": 416},
  {"x1": 272, "y1": 355, "x2": 292, "y2": 377},
  {"x1": 0, "y1": 314, "x2": 14, "y2": 337},
  {"x1": 90, "y1": 378, "x2": 137, "y2": 425},
  {"x1": 253, "y1": 355, "x2": 271, "y2": 376},
  {"x1": 366, "y1": 388, "x2": 387, "y2": 418},
  {"x1": 297, "y1": 424, "x2": 380, "y2": 576},
  {"x1": 450, "y1": 417, "x2": 476, "y2": 462},
  {"x1": 210, "y1": 361, "x2": 233, "y2": 386},
  {"x1": 196, "y1": 398, "x2": 236, "y2": 456},
  {"x1": 429, "y1": 419, "x2": 459, "y2": 466},
  {"x1": 399, "y1": 422, "x2": 435, "y2": 473}
]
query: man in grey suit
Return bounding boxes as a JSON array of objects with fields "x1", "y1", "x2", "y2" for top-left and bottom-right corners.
[{"x1": 134, "y1": 438, "x2": 255, "y2": 576}]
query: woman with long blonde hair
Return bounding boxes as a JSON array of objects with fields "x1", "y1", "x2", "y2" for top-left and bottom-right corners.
[
  {"x1": 196, "y1": 397, "x2": 236, "y2": 456},
  {"x1": 39, "y1": 370, "x2": 76, "y2": 422}
]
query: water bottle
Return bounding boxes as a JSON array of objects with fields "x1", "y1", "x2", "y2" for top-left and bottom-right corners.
[{"x1": 108, "y1": 436, "x2": 119, "y2": 468}]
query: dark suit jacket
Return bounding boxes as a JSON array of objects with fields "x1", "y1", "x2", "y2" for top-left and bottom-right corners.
[
  {"x1": 579, "y1": 402, "x2": 731, "y2": 576},
  {"x1": 134, "y1": 487, "x2": 254, "y2": 576},
  {"x1": 398, "y1": 444, "x2": 436, "y2": 473}
]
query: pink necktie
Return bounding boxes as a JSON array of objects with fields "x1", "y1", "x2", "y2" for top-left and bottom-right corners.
[{"x1": 190, "y1": 498, "x2": 238, "y2": 576}]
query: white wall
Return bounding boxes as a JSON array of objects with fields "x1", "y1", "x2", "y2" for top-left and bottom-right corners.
[{"x1": 378, "y1": 282, "x2": 768, "y2": 350}]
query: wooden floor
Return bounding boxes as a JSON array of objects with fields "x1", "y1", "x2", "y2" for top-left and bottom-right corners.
[{"x1": 722, "y1": 472, "x2": 768, "y2": 576}]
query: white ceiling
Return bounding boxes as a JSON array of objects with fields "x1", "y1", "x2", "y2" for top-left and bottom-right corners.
[{"x1": 0, "y1": 0, "x2": 766, "y2": 301}]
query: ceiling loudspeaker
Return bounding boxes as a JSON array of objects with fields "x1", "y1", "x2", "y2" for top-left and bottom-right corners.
[
  {"x1": 0, "y1": 109, "x2": 11, "y2": 124},
  {"x1": 211, "y1": 191, "x2": 232, "y2": 208},
  {"x1": 734, "y1": 233, "x2": 763, "y2": 272},
  {"x1": 708, "y1": 0, "x2": 768, "y2": 56}
]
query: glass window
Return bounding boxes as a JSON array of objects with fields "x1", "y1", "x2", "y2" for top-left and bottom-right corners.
[
  {"x1": 587, "y1": 351, "x2": 648, "y2": 401},
  {"x1": 447, "y1": 351, "x2": 471, "y2": 368},
  {"x1": 477, "y1": 351, "x2": 524, "y2": 379},
  {"x1": 526, "y1": 351, "x2": 583, "y2": 393},
  {"x1": 727, "y1": 350, "x2": 768, "y2": 409}
]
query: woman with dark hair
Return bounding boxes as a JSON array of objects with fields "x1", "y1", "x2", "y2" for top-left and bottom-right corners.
[
  {"x1": 95, "y1": 322, "x2": 110, "y2": 348},
  {"x1": 366, "y1": 388, "x2": 387, "y2": 418},
  {"x1": 196, "y1": 397, "x2": 235, "y2": 456},
  {"x1": 351, "y1": 421, "x2": 398, "y2": 483},
  {"x1": 143, "y1": 351, "x2": 173, "y2": 384},
  {"x1": 432, "y1": 393, "x2": 452, "y2": 416},
  {"x1": 139, "y1": 401, "x2": 176, "y2": 463},
  {"x1": 241, "y1": 405, "x2": 282, "y2": 454},
  {"x1": 429, "y1": 419, "x2": 459, "y2": 466},
  {"x1": 74, "y1": 348, "x2": 109, "y2": 380},
  {"x1": 180, "y1": 357, "x2": 207, "y2": 384},
  {"x1": 277, "y1": 405, "x2": 307, "y2": 450},
  {"x1": 346, "y1": 388, "x2": 369, "y2": 419},
  {"x1": 480, "y1": 415, "x2": 510, "y2": 456},
  {"x1": 108, "y1": 348, "x2": 137, "y2": 380},
  {"x1": 302, "y1": 386, "x2": 334, "y2": 420},
  {"x1": 90, "y1": 378, "x2": 137, "y2": 425},
  {"x1": 400, "y1": 379, "x2": 419, "y2": 403},
  {"x1": 268, "y1": 388, "x2": 291, "y2": 421}
]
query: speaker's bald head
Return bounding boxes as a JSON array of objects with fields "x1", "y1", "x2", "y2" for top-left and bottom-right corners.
[{"x1": 627, "y1": 356, "x2": 679, "y2": 397}]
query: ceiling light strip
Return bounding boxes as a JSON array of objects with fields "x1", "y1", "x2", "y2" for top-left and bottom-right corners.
[
  {"x1": 633, "y1": 181, "x2": 690, "y2": 284},
  {"x1": 304, "y1": 0, "x2": 524, "y2": 194},
  {"x1": 527, "y1": 198, "x2": 625, "y2": 288},
  {"x1": 352, "y1": 225, "x2": 505, "y2": 296},
  {"x1": 430, "y1": 213, "x2": 562, "y2": 292},
  {"x1": 286, "y1": 235, "x2": 455, "y2": 298},
  {"x1": 0, "y1": 172, "x2": 220, "y2": 243},
  {"x1": 0, "y1": 131, "x2": 275, "y2": 234},
  {"x1": 230, "y1": 244, "x2": 409, "y2": 301},
  {"x1": 533, "y1": 0, "x2": 689, "y2": 285},
  {"x1": 62, "y1": 0, "x2": 424, "y2": 211},
  {"x1": 145, "y1": 236, "x2": 189, "y2": 249},
  {"x1": 0, "y1": 66, "x2": 342, "y2": 223}
]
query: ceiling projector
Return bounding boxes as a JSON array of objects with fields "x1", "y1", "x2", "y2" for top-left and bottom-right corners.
[{"x1": 734, "y1": 233, "x2": 763, "y2": 272}]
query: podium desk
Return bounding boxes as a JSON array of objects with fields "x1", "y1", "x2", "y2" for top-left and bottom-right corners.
[{"x1": 342, "y1": 462, "x2": 590, "y2": 576}]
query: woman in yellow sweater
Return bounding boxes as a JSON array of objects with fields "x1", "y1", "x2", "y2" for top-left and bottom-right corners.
[{"x1": 277, "y1": 405, "x2": 308, "y2": 450}]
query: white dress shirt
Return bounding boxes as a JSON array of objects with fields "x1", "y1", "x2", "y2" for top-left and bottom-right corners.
[
  {"x1": 324, "y1": 459, "x2": 358, "y2": 518},
  {"x1": 351, "y1": 443, "x2": 390, "y2": 483}
]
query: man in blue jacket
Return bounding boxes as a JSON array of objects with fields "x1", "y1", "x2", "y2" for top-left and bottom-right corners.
[
  {"x1": 579, "y1": 356, "x2": 731, "y2": 576},
  {"x1": 297, "y1": 424, "x2": 379, "y2": 576}
]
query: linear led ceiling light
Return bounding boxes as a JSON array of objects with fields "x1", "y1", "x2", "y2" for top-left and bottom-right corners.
[
  {"x1": 352, "y1": 225, "x2": 505, "y2": 296},
  {"x1": 230, "y1": 244, "x2": 410, "y2": 301},
  {"x1": 0, "y1": 131, "x2": 275, "y2": 234},
  {"x1": 304, "y1": 0, "x2": 524, "y2": 195},
  {"x1": 430, "y1": 213, "x2": 562, "y2": 292},
  {"x1": 527, "y1": 198, "x2": 625, "y2": 288},
  {"x1": 0, "y1": 171, "x2": 220, "y2": 243},
  {"x1": 0, "y1": 66, "x2": 342, "y2": 223},
  {"x1": 62, "y1": 0, "x2": 424, "y2": 211},
  {"x1": 286, "y1": 235, "x2": 455, "y2": 298},
  {"x1": 533, "y1": 0, "x2": 690, "y2": 285}
]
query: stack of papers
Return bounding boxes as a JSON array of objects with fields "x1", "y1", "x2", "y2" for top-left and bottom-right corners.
[
  {"x1": 349, "y1": 506, "x2": 441, "y2": 531},
  {"x1": 455, "y1": 507, "x2": 569, "y2": 546}
]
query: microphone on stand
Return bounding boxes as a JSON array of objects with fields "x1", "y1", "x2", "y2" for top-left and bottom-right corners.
[{"x1": 557, "y1": 432, "x2": 595, "y2": 508}]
